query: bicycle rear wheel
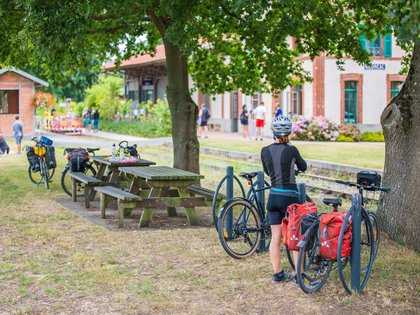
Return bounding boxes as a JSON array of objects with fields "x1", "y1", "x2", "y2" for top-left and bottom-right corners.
[
  {"x1": 217, "y1": 198, "x2": 262, "y2": 259},
  {"x1": 28, "y1": 160, "x2": 55, "y2": 186},
  {"x1": 296, "y1": 224, "x2": 332, "y2": 294}
]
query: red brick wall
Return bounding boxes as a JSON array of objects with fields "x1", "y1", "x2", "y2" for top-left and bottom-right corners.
[{"x1": 0, "y1": 72, "x2": 36, "y2": 136}]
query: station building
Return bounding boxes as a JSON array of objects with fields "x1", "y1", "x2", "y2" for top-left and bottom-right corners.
[{"x1": 104, "y1": 35, "x2": 405, "y2": 134}]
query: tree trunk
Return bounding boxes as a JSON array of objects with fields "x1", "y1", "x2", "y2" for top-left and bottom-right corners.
[
  {"x1": 163, "y1": 40, "x2": 200, "y2": 173},
  {"x1": 379, "y1": 41, "x2": 420, "y2": 251}
]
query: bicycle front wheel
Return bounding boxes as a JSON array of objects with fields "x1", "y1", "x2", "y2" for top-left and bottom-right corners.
[
  {"x1": 39, "y1": 158, "x2": 50, "y2": 189},
  {"x1": 296, "y1": 224, "x2": 332, "y2": 294},
  {"x1": 368, "y1": 211, "x2": 380, "y2": 259},
  {"x1": 217, "y1": 198, "x2": 262, "y2": 259}
]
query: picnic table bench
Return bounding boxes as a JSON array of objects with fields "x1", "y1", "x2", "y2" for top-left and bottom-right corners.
[{"x1": 69, "y1": 172, "x2": 106, "y2": 208}]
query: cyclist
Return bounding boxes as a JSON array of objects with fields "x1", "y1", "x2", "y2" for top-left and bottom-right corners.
[{"x1": 261, "y1": 116, "x2": 307, "y2": 283}]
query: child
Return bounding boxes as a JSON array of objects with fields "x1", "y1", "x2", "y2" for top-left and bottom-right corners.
[{"x1": 0, "y1": 131, "x2": 10, "y2": 155}]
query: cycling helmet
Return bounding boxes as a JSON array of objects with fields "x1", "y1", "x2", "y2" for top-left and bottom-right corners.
[{"x1": 272, "y1": 116, "x2": 292, "y2": 137}]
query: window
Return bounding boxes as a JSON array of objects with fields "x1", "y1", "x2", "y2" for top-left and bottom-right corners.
[
  {"x1": 359, "y1": 33, "x2": 392, "y2": 58},
  {"x1": 344, "y1": 81, "x2": 358, "y2": 124},
  {"x1": 291, "y1": 86, "x2": 303, "y2": 115},
  {"x1": 391, "y1": 81, "x2": 403, "y2": 98},
  {"x1": 0, "y1": 90, "x2": 19, "y2": 114}
]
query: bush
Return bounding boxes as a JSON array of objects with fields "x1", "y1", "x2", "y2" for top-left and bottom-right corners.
[
  {"x1": 336, "y1": 134, "x2": 355, "y2": 142},
  {"x1": 100, "y1": 99, "x2": 172, "y2": 137},
  {"x1": 291, "y1": 116, "x2": 339, "y2": 141},
  {"x1": 338, "y1": 124, "x2": 361, "y2": 142},
  {"x1": 360, "y1": 131, "x2": 384, "y2": 142}
]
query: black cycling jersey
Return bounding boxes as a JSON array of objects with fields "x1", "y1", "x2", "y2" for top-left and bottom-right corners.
[{"x1": 261, "y1": 143, "x2": 307, "y2": 188}]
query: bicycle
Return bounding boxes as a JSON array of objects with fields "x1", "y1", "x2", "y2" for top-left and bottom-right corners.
[
  {"x1": 295, "y1": 172, "x2": 389, "y2": 294},
  {"x1": 60, "y1": 147, "x2": 100, "y2": 197},
  {"x1": 27, "y1": 137, "x2": 56, "y2": 189},
  {"x1": 217, "y1": 171, "x2": 309, "y2": 260}
]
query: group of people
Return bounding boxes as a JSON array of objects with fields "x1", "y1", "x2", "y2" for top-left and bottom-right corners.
[
  {"x1": 0, "y1": 115, "x2": 24, "y2": 156},
  {"x1": 82, "y1": 109, "x2": 100, "y2": 131},
  {"x1": 239, "y1": 103, "x2": 283, "y2": 140}
]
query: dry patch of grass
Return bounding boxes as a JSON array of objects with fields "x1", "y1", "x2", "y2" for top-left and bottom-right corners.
[{"x1": 0, "y1": 148, "x2": 419, "y2": 314}]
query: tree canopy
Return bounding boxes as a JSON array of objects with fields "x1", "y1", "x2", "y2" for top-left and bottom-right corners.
[{"x1": 0, "y1": 0, "x2": 389, "y2": 95}]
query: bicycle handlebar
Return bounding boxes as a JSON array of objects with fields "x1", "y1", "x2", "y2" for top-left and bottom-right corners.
[{"x1": 335, "y1": 179, "x2": 390, "y2": 193}]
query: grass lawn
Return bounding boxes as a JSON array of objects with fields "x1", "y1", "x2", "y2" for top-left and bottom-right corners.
[
  {"x1": 200, "y1": 138, "x2": 385, "y2": 170},
  {"x1": 0, "y1": 146, "x2": 419, "y2": 314}
]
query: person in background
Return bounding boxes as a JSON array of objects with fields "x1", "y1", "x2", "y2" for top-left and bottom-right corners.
[
  {"x1": 239, "y1": 105, "x2": 249, "y2": 139},
  {"x1": 92, "y1": 109, "x2": 100, "y2": 131},
  {"x1": 11, "y1": 115, "x2": 23, "y2": 155},
  {"x1": 274, "y1": 104, "x2": 283, "y2": 118},
  {"x1": 0, "y1": 131, "x2": 10, "y2": 155},
  {"x1": 261, "y1": 116, "x2": 307, "y2": 283},
  {"x1": 254, "y1": 101, "x2": 266, "y2": 141},
  {"x1": 198, "y1": 103, "x2": 211, "y2": 138}
]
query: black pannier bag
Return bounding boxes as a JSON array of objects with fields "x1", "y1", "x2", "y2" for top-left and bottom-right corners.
[
  {"x1": 301, "y1": 213, "x2": 319, "y2": 236},
  {"x1": 69, "y1": 149, "x2": 89, "y2": 172},
  {"x1": 26, "y1": 146, "x2": 40, "y2": 172},
  {"x1": 127, "y1": 144, "x2": 139, "y2": 158},
  {"x1": 45, "y1": 146, "x2": 57, "y2": 169},
  {"x1": 357, "y1": 171, "x2": 381, "y2": 190}
]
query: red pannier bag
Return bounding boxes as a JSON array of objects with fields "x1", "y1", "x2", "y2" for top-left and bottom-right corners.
[
  {"x1": 319, "y1": 212, "x2": 352, "y2": 260},
  {"x1": 282, "y1": 202, "x2": 317, "y2": 251}
]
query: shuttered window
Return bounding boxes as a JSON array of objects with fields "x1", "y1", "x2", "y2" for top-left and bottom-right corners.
[
  {"x1": 344, "y1": 81, "x2": 357, "y2": 124},
  {"x1": 359, "y1": 33, "x2": 392, "y2": 58},
  {"x1": 391, "y1": 81, "x2": 403, "y2": 98}
]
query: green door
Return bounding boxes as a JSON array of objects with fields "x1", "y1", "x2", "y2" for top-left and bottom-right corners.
[{"x1": 344, "y1": 81, "x2": 358, "y2": 124}]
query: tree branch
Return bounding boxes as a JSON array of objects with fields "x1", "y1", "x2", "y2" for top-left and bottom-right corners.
[{"x1": 147, "y1": 9, "x2": 167, "y2": 36}]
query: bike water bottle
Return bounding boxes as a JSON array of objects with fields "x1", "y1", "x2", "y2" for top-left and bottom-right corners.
[{"x1": 111, "y1": 144, "x2": 116, "y2": 159}]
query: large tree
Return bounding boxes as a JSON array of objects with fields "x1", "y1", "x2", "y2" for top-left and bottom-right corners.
[
  {"x1": 0, "y1": 0, "x2": 384, "y2": 174},
  {"x1": 378, "y1": 0, "x2": 420, "y2": 250}
]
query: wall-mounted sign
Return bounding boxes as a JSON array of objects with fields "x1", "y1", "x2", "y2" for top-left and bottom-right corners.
[{"x1": 364, "y1": 63, "x2": 386, "y2": 70}]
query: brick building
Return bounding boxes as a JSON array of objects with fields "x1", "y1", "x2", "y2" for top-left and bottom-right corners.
[
  {"x1": 0, "y1": 68, "x2": 48, "y2": 136},
  {"x1": 105, "y1": 35, "x2": 405, "y2": 134}
]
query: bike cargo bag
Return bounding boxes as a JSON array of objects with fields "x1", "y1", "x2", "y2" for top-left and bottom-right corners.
[
  {"x1": 319, "y1": 212, "x2": 352, "y2": 261},
  {"x1": 69, "y1": 149, "x2": 89, "y2": 172},
  {"x1": 26, "y1": 146, "x2": 40, "y2": 172},
  {"x1": 39, "y1": 136, "x2": 53, "y2": 146},
  {"x1": 45, "y1": 146, "x2": 57, "y2": 169},
  {"x1": 357, "y1": 171, "x2": 381, "y2": 189},
  {"x1": 282, "y1": 202, "x2": 317, "y2": 251}
]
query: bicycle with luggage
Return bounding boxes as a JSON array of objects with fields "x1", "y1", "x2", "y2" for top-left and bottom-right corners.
[
  {"x1": 292, "y1": 171, "x2": 389, "y2": 294},
  {"x1": 26, "y1": 136, "x2": 56, "y2": 189},
  {"x1": 60, "y1": 147, "x2": 100, "y2": 197}
]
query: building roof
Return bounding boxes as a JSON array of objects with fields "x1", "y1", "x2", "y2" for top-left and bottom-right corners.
[
  {"x1": 0, "y1": 67, "x2": 49, "y2": 87},
  {"x1": 103, "y1": 45, "x2": 166, "y2": 70}
]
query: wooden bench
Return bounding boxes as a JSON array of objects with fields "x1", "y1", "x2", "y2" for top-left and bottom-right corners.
[
  {"x1": 69, "y1": 172, "x2": 105, "y2": 208},
  {"x1": 94, "y1": 186, "x2": 140, "y2": 228},
  {"x1": 187, "y1": 184, "x2": 225, "y2": 202}
]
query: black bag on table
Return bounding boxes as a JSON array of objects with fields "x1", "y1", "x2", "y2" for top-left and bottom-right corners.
[{"x1": 26, "y1": 146, "x2": 40, "y2": 172}]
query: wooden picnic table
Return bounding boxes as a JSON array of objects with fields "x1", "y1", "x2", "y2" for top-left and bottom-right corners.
[
  {"x1": 118, "y1": 166, "x2": 204, "y2": 227},
  {"x1": 92, "y1": 156, "x2": 156, "y2": 184}
]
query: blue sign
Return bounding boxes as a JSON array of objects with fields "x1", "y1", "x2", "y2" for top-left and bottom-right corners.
[{"x1": 364, "y1": 63, "x2": 386, "y2": 70}]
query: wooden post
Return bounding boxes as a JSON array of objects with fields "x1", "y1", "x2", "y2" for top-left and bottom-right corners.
[
  {"x1": 179, "y1": 188, "x2": 199, "y2": 226},
  {"x1": 100, "y1": 193, "x2": 107, "y2": 218},
  {"x1": 72, "y1": 178, "x2": 77, "y2": 202},
  {"x1": 84, "y1": 186, "x2": 90, "y2": 208},
  {"x1": 139, "y1": 187, "x2": 161, "y2": 228}
]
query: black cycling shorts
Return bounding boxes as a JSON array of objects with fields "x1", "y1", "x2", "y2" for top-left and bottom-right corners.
[{"x1": 267, "y1": 191, "x2": 299, "y2": 225}]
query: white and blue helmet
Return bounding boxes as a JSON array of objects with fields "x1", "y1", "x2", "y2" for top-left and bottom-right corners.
[{"x1": 272, "y1": 116, "x2": 292, "y2": 137}]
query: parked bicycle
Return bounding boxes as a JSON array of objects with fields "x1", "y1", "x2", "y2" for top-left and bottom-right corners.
[
  {"x1": 295, "y1": 171, "x2": 389, "y2": 294},
  {"x1": 26, "y1": 136, "x2": 56, "y2": 189},
  {"x1": 61, "y1": 147, "x2": 100, "y2": 197},
  {"x1": 217, "y1": 171, "x2": 309, "y2": 260}
]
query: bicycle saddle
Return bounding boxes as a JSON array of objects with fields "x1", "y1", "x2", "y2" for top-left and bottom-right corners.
[
  {"x1": 322, "y1": 197, "x2": 342, "y2": 208},
  {"x1": 239, "y1": 172, "x2": 259, "y2": 180},
  {"x1": 87, "y1": 147, "x2": 100, "y2": 153}
]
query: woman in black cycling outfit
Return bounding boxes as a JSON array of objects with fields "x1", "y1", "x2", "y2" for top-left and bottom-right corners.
[{"x1": 261, "y1": 116, "x2": 307, "y2": 283}]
